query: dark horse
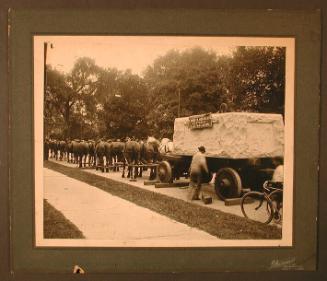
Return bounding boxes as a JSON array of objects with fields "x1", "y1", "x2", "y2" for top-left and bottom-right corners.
[
  {"x1": 72, "y1": 140, "x2": 89, "y2": 168},
  {"x1": 140, "y1": 137, "x2": 160, "y2": 180},
  {"x1": 109, "y1": 140, "x2": 125, "y2": 172},
  {"x1": 95, "y1": 140, "x2": 106, "y2": 172},
  {"x1": 57, "y1": 140, "x2": 66, "y2": 161},
  {"x1": 87, "y1": 140, "x2": 96, "y2": 167},
  {"x1": 104, "y1": 140, "x2": 112, "y2": 172},
  {"x1": 66, "y1": 140, "x2": 74, "y2": 163},
  {"x1": 122, "y1": 139, "x2": 140, "y2": 180}
]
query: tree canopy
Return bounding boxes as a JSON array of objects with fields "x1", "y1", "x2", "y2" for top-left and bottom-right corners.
[{"x1": 44, "y1": 46, "x2": 286, "y2": 140}]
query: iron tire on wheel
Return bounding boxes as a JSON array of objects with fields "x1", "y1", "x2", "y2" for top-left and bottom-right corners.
[
  {"x1": 214, "y1": 167, "x2": 242, "y2": 200},
  {"x1": 158, "y1": 161, "x2": 173, "y2": 183}
]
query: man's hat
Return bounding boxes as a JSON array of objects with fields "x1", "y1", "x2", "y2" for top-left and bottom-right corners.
[{"x1": 198, "y1": 146, "x2": 206, "y2": 153}]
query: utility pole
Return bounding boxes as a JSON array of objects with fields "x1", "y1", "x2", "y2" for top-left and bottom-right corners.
[
  {"x1": 44, "y1": 42, "x2": 48, "y2": 147},
  {"x1": 44, "y1": 42, "x2": 47, "y2": 99},
  {"x1": 44, "y1": 42, "x2": 53, "y2": 139},
  {"x1": 178, "y1": 87, "x2": 181, "y2": 118}
]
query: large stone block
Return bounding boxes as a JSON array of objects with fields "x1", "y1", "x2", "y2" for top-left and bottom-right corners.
[{"x1": 173, "y1": 112, "x2": 284, "y2": 159}]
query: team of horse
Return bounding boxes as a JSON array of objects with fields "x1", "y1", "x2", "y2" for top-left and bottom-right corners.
[{"x1": 45, "y1": 137, "x2": 174, "y2": 180}]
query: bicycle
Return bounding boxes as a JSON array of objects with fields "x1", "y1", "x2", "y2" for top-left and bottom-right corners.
[{"x1": 240, "y1": 181, "x2": 283, "y2": 224}]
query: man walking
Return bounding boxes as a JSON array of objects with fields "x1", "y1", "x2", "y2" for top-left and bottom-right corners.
[{"x1": 189, "y1": 146, "x2": 209, "y2": 200}]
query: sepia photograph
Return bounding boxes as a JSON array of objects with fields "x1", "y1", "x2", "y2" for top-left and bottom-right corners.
[{"x1": 34, "y1": 36, "x2": 294, "y2": 247}]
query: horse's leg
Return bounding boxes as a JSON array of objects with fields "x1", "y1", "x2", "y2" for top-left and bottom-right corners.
[
  {"x1": 100, "y1": 156, "x2": 104, "y2": 172},
  {"x1": 139, "y1": 163, "x2": 143, "y2": 178},
  {"x1": 105, "y1": 155, "x2": 109, "y2": 172},
  {"x1": 109, "y1": 155, "x2": 113, "y2": 172},
  {"x1": 112, "y1": 155, "x2": 116, "y2": 172},
  {"x1": 118, "y1": 154, "x2": 123, "y2": 172},
  {"x1": 114, "y1": 154, "x2": 119, "y2": 172},
  {"x1": 133, "y1": 152, "x2": 139, "y2": 179},
  {"x1": 122, "y1": 160, "x2": 126, "y2": 178},
  {"x1": 149, "y1": 167, "x2": 153, "y2": 180},
  {"x1": 137, "y1": 151, "x2": 141, "y2": 178},
  {"x1": 95, "y1": 155, "x2": 98, "y2": 170}
]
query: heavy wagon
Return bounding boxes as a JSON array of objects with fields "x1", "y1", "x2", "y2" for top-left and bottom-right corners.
[{"x1": 157, "y1": 112, "x2": 284, "y2": 200}]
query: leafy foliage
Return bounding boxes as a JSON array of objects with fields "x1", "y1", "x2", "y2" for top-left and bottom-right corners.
[
  {"x1": 228, "y1": 46, "x2": 285, "y2": 114},
  {"x1": 44, "y1": 46, "x2": 285, "y2": 140}
]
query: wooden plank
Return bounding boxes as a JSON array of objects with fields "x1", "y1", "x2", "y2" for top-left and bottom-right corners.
[
  {"x1": 144, "y1": 180, "x2": 160, "y2": 186},
  {"x1": 224, "y1": 198, "x2": 242, "y2": 206},
  {"x1": 128, "y1": 164, "x2": 159, "y2": 168},
  {"x1": 224, "y1": 196, "x2": 254, "y2": 206},
  {"x1": 155, "y1": 182, "x2": 189, "y2": 188}
]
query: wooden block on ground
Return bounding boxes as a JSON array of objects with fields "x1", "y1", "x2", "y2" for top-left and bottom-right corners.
[
  {"x1": 155, "y1": 183, "x2": 171, "y2": 188},
  {"x1": 155, "y1": 182, "x2": 190, "y2": 188},
  {"x1": 172, "y1": 182, "x2": 189, "y2": 187},
  {"x1": 201, "y1": 195, "x2": 213, "y2": 205},
  {"x1": 224, "y1": 197, "x2": 242, "y2": 206},
  {"x1": 144, "y1": 180, "x2": 160, "y2": 185}
]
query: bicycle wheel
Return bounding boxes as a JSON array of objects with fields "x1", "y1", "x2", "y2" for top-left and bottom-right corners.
[
  {"x1": 241, "y1": 192, "x2": 274, "y2": 224},
  {"x1": 269, "y1": 189, "x2": 283, "y2": 223}
]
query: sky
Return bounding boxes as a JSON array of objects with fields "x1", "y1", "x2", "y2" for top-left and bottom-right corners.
[{"x1": 35, "y1": 36, "x2": 290, "y2": 76}]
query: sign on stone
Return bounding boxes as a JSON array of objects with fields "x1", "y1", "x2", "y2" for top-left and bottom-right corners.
[{"x1": 188, "y1": 113, "x2": 213, "y2": 129}]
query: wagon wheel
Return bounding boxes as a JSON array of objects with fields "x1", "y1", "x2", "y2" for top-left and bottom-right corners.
[
  {"x1": 214, "y1": 168, "x2": 242, "y2": 200},
  {"x1": 158, "y1": 161, "x2": 173, "y2": 183}
]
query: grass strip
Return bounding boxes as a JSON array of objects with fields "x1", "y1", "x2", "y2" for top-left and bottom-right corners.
[
  {"x1": 44, "y1": 199, "x2": 85, "y2": 239},
  {"x1": 44, "y1": 161, "x2": 281, "y2": 239}
]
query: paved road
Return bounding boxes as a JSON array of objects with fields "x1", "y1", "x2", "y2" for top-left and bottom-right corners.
[{"x1": 44, "y1": 168, "x2": 218, "y2": 244}]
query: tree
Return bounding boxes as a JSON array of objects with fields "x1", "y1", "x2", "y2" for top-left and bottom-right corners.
[
  {"x1": 143, "y1": 47, "x2": 230, "y2": 138},
  {"x1": 227, "y1": 46, "x2": 285, "y2": 114},
  {"x1": 66, "y1": 57, "x2": 100, "y2": 138},
  {"x1": 44, "y1": 66, "x2": 73, "y2": 138},
  {"x1": 102, "y1": 70, "x2": 149, "y2": 139},
  {"x1": 45, "y1": 57, "x2": 101, "y2": 138},
  {"x1": 45, "y1": 46, "x2": 286, "y2": 140}
]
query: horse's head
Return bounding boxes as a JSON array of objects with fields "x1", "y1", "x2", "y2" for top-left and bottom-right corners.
[{"x1": 159, "y1": 138, "x2": 174, "y2": 154}]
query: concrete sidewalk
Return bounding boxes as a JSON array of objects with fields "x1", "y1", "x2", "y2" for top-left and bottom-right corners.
[
  {"x1": 52, "y1": 159, "x2": 245, "y2": 218},
  {"x1": 44, "y1": 168, "x2": 218, "y2": 242}
]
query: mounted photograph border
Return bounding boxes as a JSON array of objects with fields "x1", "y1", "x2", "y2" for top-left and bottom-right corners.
[
  {"x1": 7, "y1": 8, "x2": 320, "y2": 275},
  {"x1": 34, "y1": 35, "x2": 294, "y2": 248}
]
